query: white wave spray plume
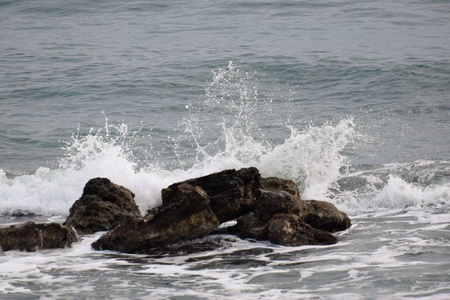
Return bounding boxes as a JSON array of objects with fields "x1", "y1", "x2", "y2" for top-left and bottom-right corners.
[{"x1": 177, "y1": 61, "x2": 357, "y2": 200}]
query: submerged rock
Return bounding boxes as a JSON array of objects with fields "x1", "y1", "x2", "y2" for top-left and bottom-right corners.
[
  {"x1": 65, "y1": 178, "x2": 142, "y2": 234},
  {"x1": 0, "y1": 222, "x2": 77, "y2": 252},
  {"x1": 92, "y1": 184, "x2": 220, "y2": 253},
  {"x1": 162, "y1": 167, "x2": 261, "y2": 223}
]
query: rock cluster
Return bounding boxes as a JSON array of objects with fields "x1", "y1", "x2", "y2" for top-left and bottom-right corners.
[
  {"x1": 92, "y1": 167, "x2": 351, "y2": 253},
  {"x1": 0, "y1": 167, "x2": 352, "y2": 254}
]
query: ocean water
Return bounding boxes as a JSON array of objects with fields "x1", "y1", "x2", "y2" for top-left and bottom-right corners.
[{"x1": 1, "y1": 0, "x2": 450, "y2": 299}]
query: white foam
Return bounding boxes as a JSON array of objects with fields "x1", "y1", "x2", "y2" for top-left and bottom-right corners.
[{"x1": 360, "y1": 175, "x2": 450, "y2": 213}]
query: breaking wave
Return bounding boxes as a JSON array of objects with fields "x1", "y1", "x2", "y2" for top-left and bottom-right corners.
[{"x1": 1, "y1": 63, "x2": 448, "y2": 217}]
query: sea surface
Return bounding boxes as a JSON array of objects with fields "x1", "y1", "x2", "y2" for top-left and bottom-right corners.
[{"x1": 1, "y1": 0, "x2": 450, "y2": 299}]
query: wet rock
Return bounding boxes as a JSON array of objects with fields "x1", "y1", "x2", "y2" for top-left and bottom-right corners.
[
  {"x1": 229, "y1": 212, "x2": 269, "y2": 240},
  {"x1": 65, "y1": 178, "x2": 142, "y2": 234},
  {"x1": 229, "y1": 189, "x2": 348, "y2": 247},
  {"x1": 260, "y1": 177, "x2": 300, "y2": 197},
  {"x1": 92, "y1": 184, "x2": 220, "y2": 253},
  {"x1": 229, "y1": 188, "x2": 306, "y2": 236},
  {"x1": 230, "y1": 212, "x2": 338, "y2": 247},
  {"x1": 302, "y1": 200, "x2": 351, "y2": 232},
  {"x1": 0, "y1": 222, "x2": 78, "y2": 252},
  {"x1": 162, "y1": 167, "x2": 261, "y2": 223},
  {"x1": 268, "y1": 214, "x2": 338, "y2": 246},
  {"x1": 255, "y1": 189, "x2": 306, "y2": 222}
]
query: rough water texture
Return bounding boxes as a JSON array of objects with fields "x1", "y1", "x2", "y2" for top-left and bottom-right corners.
[{"x1": 1, "y1": 0, "x2": 450, "y2": 299}]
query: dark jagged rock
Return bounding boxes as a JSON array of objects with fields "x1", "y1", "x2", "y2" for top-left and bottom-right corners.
[
  {"x1": 229, "y1": 212, "x2": 269, "y2": 240},
  {"x1": 65, "y1": 178, "x2": 142, "y2": 234},
  {"x1": 92, "y1": 184, "x2": 220, "y2": 253},
  {"x1": 0, "y1": 222, "x2": 77, "y2": 252},
  {"x1": 162, "y1": 167, "x2": 261, "y2": 223},
  {"x1": 268, "y1": 214, "x2": 338, "y2": 246},
  {"x1": 229, "y1": 188, "x2": 306, "y2": 240},
  {"x1": 302, "y1": 200, "x2": 351, "y2": 232},
  {"x1": 260, "y1": 177, "x2": 300, "y2": 197},
  {"x1": 255, "y1": 189, "x2": 306, "y2": 222}
]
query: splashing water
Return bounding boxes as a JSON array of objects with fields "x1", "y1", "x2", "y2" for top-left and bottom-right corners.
[
  {"x1": 0, "y1": 120, "x2": 167, "y2": 216},
  {"x1": 0, "y1": 62, "x2": 359, "y2": 216},
  {"x1": 177, "y1": 61, "x2": 357, "y2": 200},
  {"x1": 7, "y1": 62, "x2": 435, "y2": 217},
  {"x1": 58, "y1": 121, "x2": 136, "y2": 173}
]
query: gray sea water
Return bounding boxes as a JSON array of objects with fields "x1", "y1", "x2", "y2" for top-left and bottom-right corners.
[{"x1": 1, "y1": 0, "x2": 450, "y2": 299}]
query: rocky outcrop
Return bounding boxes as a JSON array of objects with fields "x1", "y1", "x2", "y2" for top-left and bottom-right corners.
[
  {"x1": 0, "y1": 222, "x2": 77, "y2": 252},
  {"x1": 162, "y1": 167, "x2": 261, "y2": 223},
  {"x1": 92, "y1": 184, "x2": 220, "y2": 253},
  {"x1": 86, "y1": 167, "x2": 351, "y2": 253},
  {"x1": 2, "y1": 168, "x2": 351, "y2": 254},
  {"x1": 64, "y1": 178, "x2": 142, "y2": 234}
]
